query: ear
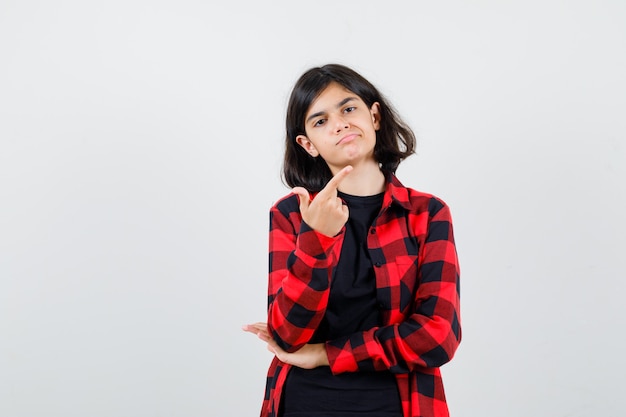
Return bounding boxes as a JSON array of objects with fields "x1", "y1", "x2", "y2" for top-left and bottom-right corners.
[
  {"x1": 370, "y1": 102, "x2": 381, "y2": 131},
  {"x1": 296, "y1": 134, "x2": 319, "y2": 157}
]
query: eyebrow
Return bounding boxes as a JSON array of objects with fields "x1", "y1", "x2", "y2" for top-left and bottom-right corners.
[{"x1": 306, "y1": 96, "x2": 358, "y2": 124}]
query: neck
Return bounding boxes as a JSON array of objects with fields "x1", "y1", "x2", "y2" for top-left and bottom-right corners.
[{"x1": 334, "y1": 162, "x2": 386, "y2": 196}]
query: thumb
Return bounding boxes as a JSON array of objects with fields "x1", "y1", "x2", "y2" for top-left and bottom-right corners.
[{"x1": 291, "y1": 187, "x2": 311, "y2": 212}]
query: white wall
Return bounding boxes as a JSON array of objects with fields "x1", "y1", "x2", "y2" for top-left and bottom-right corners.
[{"x1": 1, "y1": 1, "x2": 625, "y2": 416}]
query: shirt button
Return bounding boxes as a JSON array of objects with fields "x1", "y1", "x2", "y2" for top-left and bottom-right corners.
[
  {"x1": 374, "y1": 261, "x2": 382, "y2": 267},
  {"x1": 370, "y1": 228, "x2": 376, "y2": 234}
]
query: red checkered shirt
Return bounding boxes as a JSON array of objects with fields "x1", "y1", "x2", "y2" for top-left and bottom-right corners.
[{"x1": 261, "y1": 172, "x2": 461, "y2": 417}]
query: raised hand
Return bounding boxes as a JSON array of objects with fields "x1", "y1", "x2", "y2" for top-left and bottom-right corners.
[{"x1": 291, "y1": 165, "x2": 353, "y2": 237}]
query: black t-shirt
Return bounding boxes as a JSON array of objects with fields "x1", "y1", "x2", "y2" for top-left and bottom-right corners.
[{"x1": 281, "y1": 191, "x2": 402, "y2": 417}]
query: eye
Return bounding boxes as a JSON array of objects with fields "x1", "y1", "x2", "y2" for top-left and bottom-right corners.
[
  {"x1": 313, "y1": 118, "x2": 326, "y2": 127},
  {"x1": 344, "y1": 106, "x2": 356, "y2": 113}
]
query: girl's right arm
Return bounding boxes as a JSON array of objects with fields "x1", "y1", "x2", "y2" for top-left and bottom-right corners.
[
  {"x1": 267, "y1": 167, "x2": 352, "y2": 352},
  {"x1": 266, "y1": 198, "x2": 344, "y2": 352}
]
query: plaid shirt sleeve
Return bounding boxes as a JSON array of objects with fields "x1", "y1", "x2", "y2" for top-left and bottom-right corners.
[
  {"x1": 266, "y1": 194, "x2": 344, "y2": 352},
  {"x1": 325, "y1": 194, "x2": 461, "y2": 374}
]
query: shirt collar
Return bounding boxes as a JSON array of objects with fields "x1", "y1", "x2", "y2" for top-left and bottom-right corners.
[{"x1": 382, "y1": 171, "x2": 413, "y2": 211}]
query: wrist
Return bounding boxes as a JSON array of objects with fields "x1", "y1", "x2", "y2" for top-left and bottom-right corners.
[{"x1": 319, "y1": 343, "x2": 329, "y2": 367}]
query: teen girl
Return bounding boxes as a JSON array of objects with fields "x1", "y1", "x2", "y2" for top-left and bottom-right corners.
[{"x1": 244, "y1": 64, "x2": 461, "y2": 417}]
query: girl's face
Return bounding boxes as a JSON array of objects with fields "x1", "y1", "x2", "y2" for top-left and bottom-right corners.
[{"x1": 296, "y1": 82, "x2": 381, "y2": 174}]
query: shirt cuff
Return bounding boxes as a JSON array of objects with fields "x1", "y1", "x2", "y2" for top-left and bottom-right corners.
[{"x1": 326, "y1": 339, "x2": 359, "y2": 374}]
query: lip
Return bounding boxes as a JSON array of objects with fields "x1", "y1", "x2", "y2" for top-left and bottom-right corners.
[{"x1": 336, "y1": 133, "x2": 358, "y2": 145}]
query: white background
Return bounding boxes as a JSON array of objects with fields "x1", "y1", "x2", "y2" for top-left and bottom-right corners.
[{"x1": 1, "y1": 1, "x2": 625, "y2": 416}]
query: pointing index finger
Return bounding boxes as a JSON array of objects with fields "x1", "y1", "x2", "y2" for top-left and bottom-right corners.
[{"x1": 323, "y1": 165, "x2": 353, "y2": 192}]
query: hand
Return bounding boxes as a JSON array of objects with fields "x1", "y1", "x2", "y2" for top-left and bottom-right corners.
[
  {"x1": 266, "y1": 341, "x2": 329, "y2": 369},
  {"x1": 242, "y1": 322, "x2": 329, "y2": 369},
  {"x1": 242, "y1": 322, "x2": 270, "y2": 340},
  {"x1": 291, "y1": 165, "x2": 353, "y2": 237}
]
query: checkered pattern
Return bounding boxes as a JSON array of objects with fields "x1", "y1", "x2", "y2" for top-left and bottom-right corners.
[{"x1": 260, "y1": 173, "x2": 461, "y2": 417}]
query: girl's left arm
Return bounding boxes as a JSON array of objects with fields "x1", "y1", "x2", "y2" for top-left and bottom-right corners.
[{"x1": 325, "y1": 198, "x2": 462, "y2": 373}]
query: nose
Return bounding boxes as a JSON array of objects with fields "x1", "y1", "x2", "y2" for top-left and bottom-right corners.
[{"x1": 333, "y1": 115, "x2": 349, "y2": 133}]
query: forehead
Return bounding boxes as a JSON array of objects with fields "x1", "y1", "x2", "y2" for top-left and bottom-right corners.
[{"x1": 306, "y1": 82, "x2": 361, "y2": 114}]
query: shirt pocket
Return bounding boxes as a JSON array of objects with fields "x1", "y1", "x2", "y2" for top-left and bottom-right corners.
[{"x1": 378, "y1": 255, "x2": 419, "y2": 322}]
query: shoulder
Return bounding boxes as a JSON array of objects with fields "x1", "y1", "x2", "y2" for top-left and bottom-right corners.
[
  {"x1": 388, "y1": 174, "x2": 451, "y2": 217},
  {"x1": 267, "y1": 193, "x2": 303, "y2": 234},
  {"x1": 407, "y1": 188, "x2": 450, "y2": 216},
  {"x1": 270, "y1": 192, "x2": 301, "y2": 217}
]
